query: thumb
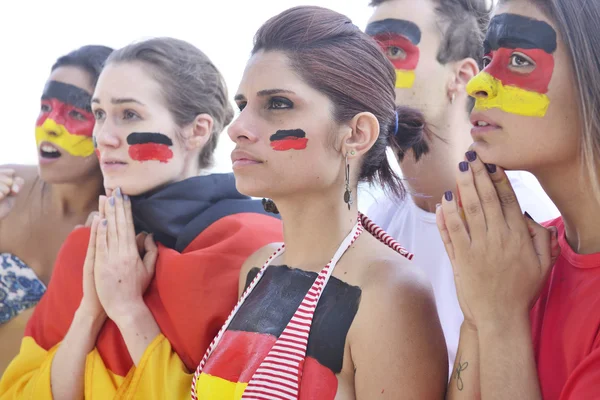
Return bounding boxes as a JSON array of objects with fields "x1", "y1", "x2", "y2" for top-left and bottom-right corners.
[
  {"x1": 143, "y1": 233, "x2": 158, "y2": 274},
  {"x1": 11, "y1": 177, "x2": 25, "y2": 195},
  {"x1": 524, "y1": 212, "x2": 552, "y2": 272}
]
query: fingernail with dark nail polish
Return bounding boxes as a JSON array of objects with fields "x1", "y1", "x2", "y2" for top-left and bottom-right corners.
[
  {"x1": 459, "y1": 161, "x2": 469, "y2": 172},
  {"x1": 485, "y1": 163, "x2": 497, "y2": 173},
  {"x1": 124, "y1": 194, "x2": 129, "y2": 201},
  {"x1": 116, "y1": 187, "x2": 122, "y2": 198},
  {"x1": 524, "y1": 211, "x2": 534, "y2": 221},
  {"x1": 444, "y1": 191, "x2": 453, "y2": 201},
  {"x1": 466, "y1": 151, "x2": 477, "y2": 162},
  {"x1": 109, "y1": 197, "x2": 115, "y2": 206},
  {"x1": 102, "y1": 219, "x2": 108, "y2": 226}
]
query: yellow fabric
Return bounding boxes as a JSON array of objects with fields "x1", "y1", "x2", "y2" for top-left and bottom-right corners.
[
  {"x1": 195, "y1": 373, "x2": 248, "y2": 400},
  {"x1": 467, "y1": 71, "x2": 550, "y2": 117},
  {"x1": 395, "y1": 69, "x2": 416, "y2": 88},
  {"x1": 0, "y1": 335, "x2": 191, "y2": 399}
]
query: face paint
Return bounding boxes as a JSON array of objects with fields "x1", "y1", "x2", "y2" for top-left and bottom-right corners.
[
  {"x1": 196, "y1": 265, "x2": 360, "y2": 399},
  {"x1": 126, "y1": 132, "x2": 174, "y2": 163},
  {"x1": 269, "y1": 129, "x2": 308, "y2": 151},
  {"x1": 35, "y1": 81, "x2": 95, "y2": 157},
  {"x1": 93, "y1": 136, "x2": 101, "y2": 161},
  {"x1": 366, "y1": 19, "x2": 421, "y2": 88},
  {"x1": 467, "y1": 13, "x2": 558, "y2": 117}
]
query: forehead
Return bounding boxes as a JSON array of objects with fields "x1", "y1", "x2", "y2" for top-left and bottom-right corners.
[
  {"x1": 48, "y1": 65, "x2": 93, "y2": 95},
  {"x1": 367, "y1": 0, "x2": 437, "y2": 33},
  {"x1": 93, "y1": 62, "x2": 164, "y2": 105},
  {"x1": 237, "y1": 51, "x2": 308, "y2": 96}
]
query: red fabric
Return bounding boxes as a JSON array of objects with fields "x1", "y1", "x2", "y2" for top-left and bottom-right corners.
[
  {"x1": 25, "y1": 212, "x2": 283, "y2": 376},
  {"x1": 531, "y1": 217, "x2": 600, "y2": 399}
]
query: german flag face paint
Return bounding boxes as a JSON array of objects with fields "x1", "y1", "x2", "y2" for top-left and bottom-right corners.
[
  {"x1": 366, "y1": 19, "x2": 421, "y2": 88},
  {"x1": 35, "y1": 81, "x2": 95, "y2": 157},
  {"x1": 126, "y1": 132, "x2": 174, "y2": 163},
  {"x1": 196, "y1": 265, "x2": 361, "y2": 399},
  {"x1": 269, "y1": 129, "x2": 308, "y2": 151},
  {"x1": 467, "y1": 13, "x2": 558, "y2": 117}
]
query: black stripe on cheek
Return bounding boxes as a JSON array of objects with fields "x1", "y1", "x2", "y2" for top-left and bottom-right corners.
[
  {"x1": 126, "y1": 132, "x2": 173, "y2": 146},
  {"x1": 365, "y1": 19, "x2": 422, "y2": 45},
  {"x1": 41, "y1": 81, "x2": 93, "y2": 112},
  {"x1": 269, "y1": 129, "x2": 306, "y2": 141},
  {"x1": 484, "y1": 13, "x2": 557, "y2": 54}
]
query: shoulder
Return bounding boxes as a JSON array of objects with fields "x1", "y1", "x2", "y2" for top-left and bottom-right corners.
[{"x1": 238, "y1": 242, "x2": 283, "y2": 295}]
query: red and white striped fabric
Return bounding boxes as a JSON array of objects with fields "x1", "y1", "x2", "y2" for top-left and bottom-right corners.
[{"x1": 191, "y1": 212, "x2": 413, "y2": 399}]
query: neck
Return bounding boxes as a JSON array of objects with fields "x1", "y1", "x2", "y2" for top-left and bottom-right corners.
[
  {"x1": 400, "y1": 106, "x2": 473, "y2": 213},
  {"x1": 274, "y1": 188, "x2": 359, "y2": 271},
  {"x1": 534, "y1": 162, "x2": 600, "y2": 254},
  {"x1": 49, "y1": 172, "x2": 104, "y2": 217}
]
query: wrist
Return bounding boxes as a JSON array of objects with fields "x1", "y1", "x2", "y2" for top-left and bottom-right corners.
[
  {"x1": 477, "y1": 312, "x2": 531, "y2": 339},
  {"x1": 112, "y1": 299, "x2": 151, "y2": 329}
]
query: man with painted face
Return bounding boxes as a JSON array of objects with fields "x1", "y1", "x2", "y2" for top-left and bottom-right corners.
[
  {"x1": 0, "y1": 44, "x2": 112, "y2": 375},
  {"x1": 365, "y1": 0, "x2": 559, "y2": 374}
]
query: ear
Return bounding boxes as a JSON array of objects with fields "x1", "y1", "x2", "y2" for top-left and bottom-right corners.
[
  {"x1": 448, "y1": 57, "x2": 479, "y2": 101},
  {"x1": 342, "y1": 112, "x2": 379, "y2": 158},
  {"x1": 183, "y1": 113, "x2": 214, "y2": 150}
]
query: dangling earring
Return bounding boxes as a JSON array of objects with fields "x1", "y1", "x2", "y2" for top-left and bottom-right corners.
[
  {"x1": 343, "y1": 152, "x2": 354, "y2": 210},
  {"x1": 262, "y1": 198, "x2": 279, "y2": 214},
  {"x1": 450, "y1": 92, "x2": 456, "y2": 104}
]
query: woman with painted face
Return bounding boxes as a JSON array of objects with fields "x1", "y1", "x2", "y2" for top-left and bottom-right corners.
[
  {"x1": 0, "y1": 45, "x2": 112, "y2": 375},
  {"x1": 437, "y1": 0, "x2": 600, "y2": 398},
  {"x1": 190, "y1": 6, "x2": 448, "y2": 399},
  {"x1": 0, "y1": 37, "x2": 282, "y2": 398}
]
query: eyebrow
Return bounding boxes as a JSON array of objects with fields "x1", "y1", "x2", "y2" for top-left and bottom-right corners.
[
  {"x1": 91, "y1": 97, "x2": 146, "y2": 106},
  {"x1": 365, "y1": 19, "x2": 422, "y2": 45},
  {"x1": 234, "y1": 89, "x2": 296, "y2": 102},
  {"x1": 484, "y1": 13, "x2": 558, "y2": 54}
]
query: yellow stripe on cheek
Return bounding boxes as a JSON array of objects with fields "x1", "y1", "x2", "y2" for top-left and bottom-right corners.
[
  {"x1": 467, "y1": 72, "x2": 550, "y2": 117},
  {"x1": 195, "y1": 373, "x2": 248, "y2": 399},
  {"x1": 35, "y1": 119, "x2": 95, "y2": 157},
  {"x1": 395, "y1": 69, "x2": 416, "y2": 88}
]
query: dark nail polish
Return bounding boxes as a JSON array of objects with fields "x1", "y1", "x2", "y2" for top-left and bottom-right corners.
[
  {"x1": 115, "y1": 187, "x2": 122, "y2": 198},
  {"x1": 102, "y1": 219, "x2": 108, "y2": 226},
  {"x1": 444, "y1": 191, "x2": 453, "y2": 201},
  {"x1": 109, "y1": 197, "x2": 115, "y2": 206},
  {"x1": 485, "y1": 163, "x2": 497, "y2": 173},
  {"x1": 524, "y1": 211, "x2": 534, "y2": 221},
  {"x1": 466, "y1": 151, "x2": 477, "y2": 162},
  {"x1": 124, "y1": 194, "x2": 129, "y2": 201},
  {"x1": 459, "y1": 161, "x2": 469, "y2": 172}
]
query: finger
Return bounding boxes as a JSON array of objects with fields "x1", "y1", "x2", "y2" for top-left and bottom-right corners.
[
  {"x1": 488, "y1": 166, "x2": 526, "y2": 232},
  {"x1": 524, "y1": 214, "x2": 552, "y2": 272},
  {"x1": 136, "y1": 232, "x2": 148, "y2": 256},
  {"x1": 85, "y1": 216, "x2": 100, "y2": 271},
  {"x1": 548, "y1": 226, "x2": 560, "y2": 264},
  {"x1": 105, "y1": 188, "x2": 113, "y2": 198},
  {"x1": 105, "y1": 196, "x2": 118, "y2": 251},
  {"x1": 113, "y1": 188, "x2": 129, "y2": 247},
  {"x1": 143, "y1": 234, "x2": 158, "y2": 275},
  {"x1": 0, "y1": 174, "x2": 14, "y2": 188},
  {"x1": 95, "y1": 218, "x2": 109, "y2": 267},
  {"x1": 465, "y1": 152, "x2": 506, "y2": 228},
  {"x1": 441, "y1": 190, "x2": 471, "y2": 251},
  {"x1": 0, "y1": 169, "x2": 15, "y2": 179},
  {"x1": 11, "y1": 177, "x2": 24, "y2": 195},
  {"x1": 436, "y1": 204, "x2": 455, "y2": 260},
  {"x1": 85, "y1": 211, "x2": 99, "y2": 227},
  {"x1": 455, "y1": 160, "x2": 487, "y2": 236},
  {"x1": 98, "y1": 195, "x2": 107, "y2": 218},
  {"x1": 0, "y1": 183, "x2": 10, "y2": 200},
  {"x1": 121, "y1": 190, "x2": 137, "y2": 249}
]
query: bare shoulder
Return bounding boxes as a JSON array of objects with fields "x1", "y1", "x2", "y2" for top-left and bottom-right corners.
[{"x1": 238, "y1": 242, "x2": 284, "y2": 296}]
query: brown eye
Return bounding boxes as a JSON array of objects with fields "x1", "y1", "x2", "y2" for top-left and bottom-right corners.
[
  {"x1": 482, "y1": 56, "x2": 492, "y2": 68},
  {"x1": 386, "y1": 46, "x2": 406, "y2": 60}
]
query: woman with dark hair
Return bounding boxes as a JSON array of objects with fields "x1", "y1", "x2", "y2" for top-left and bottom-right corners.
[
  {"x1": 0, "y1": 37, "x2": 282, "y2": 399},
  {"x1": 437, "y1": 0, "x2": 600, "y2": 398},
  {"x1": 191, "y1": 6, "x2": 447, "y2": 399},
  {"x1": 0, "y1": 44, "x2": 112, "y2": 374}
]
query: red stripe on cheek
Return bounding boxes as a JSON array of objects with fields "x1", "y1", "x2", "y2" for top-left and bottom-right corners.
[
  {"x1": 270, "y1": 137, "x2": 309, "y2": 151},
  {"x1": 485, "y1": 48, "x2": 554, "y2": 93},
  {"x1": 373, "y1": 34, "x2": 419, "y2": 70},
  {"x1": 95, "y1": 150, "x2": 101, "y2": 161},
  {"x1": 128, "y1": 143, "x2": 173, "y2": 163}
]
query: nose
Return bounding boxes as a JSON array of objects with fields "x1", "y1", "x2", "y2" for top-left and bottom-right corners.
[
  {"x1": 48, "y1": 109, "x2": 66, "y2": 127},
  {"x1": 466, "y1": 72, "x2": 498, "y2": 100},
  {"x1": 227, "y1": 111, "x2": 260, "y2": 144},
  {"x1": 40, "y1": 118, "x2": 64, "y2": 137},
  {"x1": 94, "y1": 121, "x2": 122, "y2": 149}
]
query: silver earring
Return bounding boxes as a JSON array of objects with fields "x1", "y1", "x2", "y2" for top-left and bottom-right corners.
[
  {"x1": 450, "y1": 93, "x2": 456, "y2": 104},
  {"x1": 343, "y1": 152, "x2": 353, "y2": 210}
]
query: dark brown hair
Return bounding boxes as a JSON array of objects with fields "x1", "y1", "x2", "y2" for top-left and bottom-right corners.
[
  {"x1": 252, "y1": 6, "x2": 427, "y2": 198},
  {"x1": 106, "y1": 37, "x2": 234, "y2": 169},
  {"x1": 52, "y1": 45, "x2": 114, "y2": 87}
]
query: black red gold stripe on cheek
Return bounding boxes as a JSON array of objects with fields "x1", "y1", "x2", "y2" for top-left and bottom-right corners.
[
  {"x1": 483, "y1": 13, "x2": 557, "y2": 54},
  {"x1": 269, "y1": 129, "x2": 308, "y2": 151},
  {"x1": 371, "y1": 33, "x2": 420, "y2": 70},
  {"x1": 365, "y1": 19, "x2": 422, "y2": 45},
  {"x1": 126, "y1": 132, "x2": 174, "y2": 163},
  {"x1": 41, "y1": 81, "x2": 93, "y2": 112}
]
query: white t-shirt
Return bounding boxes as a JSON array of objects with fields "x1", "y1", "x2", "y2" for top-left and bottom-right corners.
[{"x1": 366, "y1": 170, "x2": 560, "y2": 376}]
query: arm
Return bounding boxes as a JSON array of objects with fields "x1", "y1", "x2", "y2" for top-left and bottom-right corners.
[
  {"x1": 352, "y1": 263, "x2": 448, "y2": 399},
  {"x1": 447, "y1": 323, "x2": 481, "y2": 400}
]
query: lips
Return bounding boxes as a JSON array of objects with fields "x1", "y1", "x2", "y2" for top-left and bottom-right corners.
[{"x1": 39, "y1": 142, "x2": 62, "y2": 159}]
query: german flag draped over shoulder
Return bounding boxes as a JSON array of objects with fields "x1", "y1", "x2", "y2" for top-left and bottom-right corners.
[{"x1": 0, "y1": 174, "x2": 283, "y2": 399}]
